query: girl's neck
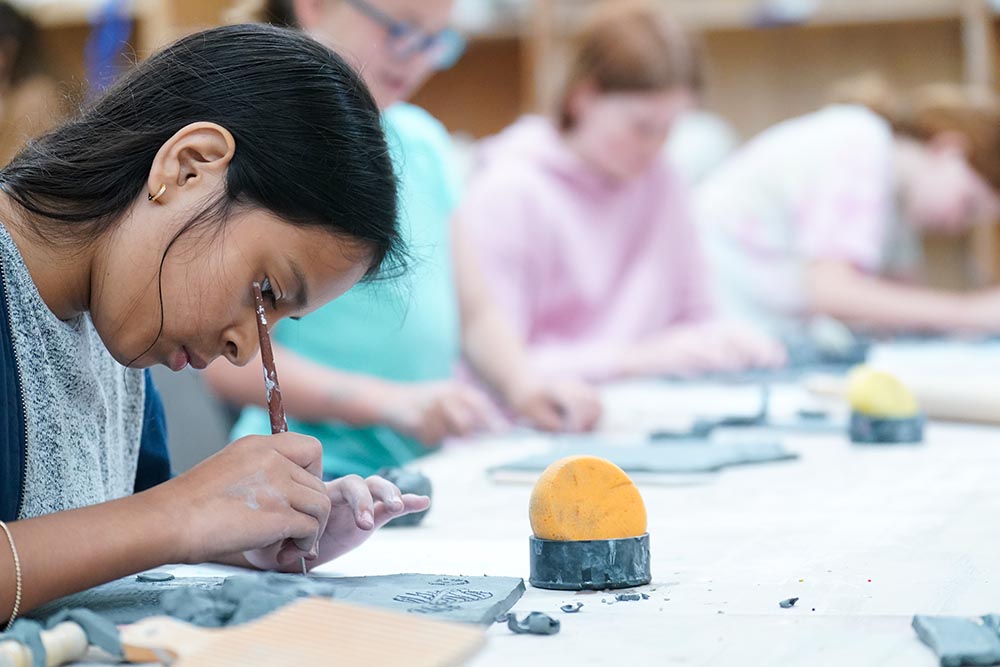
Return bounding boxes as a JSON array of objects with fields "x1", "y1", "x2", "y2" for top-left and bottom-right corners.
[
  {"x1": 561, "y1": 125, "x2": 623, "y2": 184},
  {"x1": 892, "y1": 135, "x2": 926, "y2": 199},
  {"x1": 0, "y1": 190, "x2": 99, "y2": 320}
]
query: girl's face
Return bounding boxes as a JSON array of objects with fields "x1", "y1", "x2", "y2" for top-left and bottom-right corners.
[
  {"x1": 93, "y1": 208, "x2": 370, "y2": 371},
  {"x1": 902, "y1": 138, "x2": 1000, "y2": 233},
  {"x1": 300, "y1": 0, "x2": 457, "y2": 109},
  {"x1": 568, "y1": 87, "x2": 695, "y2": 182}
]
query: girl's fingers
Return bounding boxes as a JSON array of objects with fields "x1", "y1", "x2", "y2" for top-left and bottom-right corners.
[
  {"x1": 439, "y1": 397, "x2": 477, "y2": 437},
  {"x1": 270, "y1": 432, "x2": 325, "y2": 479},
  {"x1": 460, "y1": 388, "x2": 507, "y2": 432},
  {"x1": 275, "y1": 539, "x2": 313, "y2": 567},
  {"x1": 558, "y1": 392, "x2": 602, "y2": 432},
  {"x1": 292, "y1": 465, "x2": 329, "y2": 496},
  {"x1": 530, "y1": 398, "x2": 565, "y2": 432},
  {"x1": 328, "y1": 475, "x2": 376, "y2": 530},
  {"x1": 372, "y1": 494, "x2": 432, "y2": 528},
  {"x1": 401, "y1": 493, "x2": 432, "y2": 513},
  {"x1": 365, "y1": 475, "x2": 405, "y2": 512},
  {"x1": 286, "y1": 484, "x2": 332, "y2": 555}
]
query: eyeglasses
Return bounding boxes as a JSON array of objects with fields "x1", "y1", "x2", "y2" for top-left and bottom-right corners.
[{"x1": 344, "y1": 0, "x2": 466, "y2": 71}]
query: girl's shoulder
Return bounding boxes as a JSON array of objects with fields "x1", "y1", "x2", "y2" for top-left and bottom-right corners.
[
  {"x1": 810, "y1": 104, "x2": 893, "y2": 143},
  {"x1": 383, "y1": 103, "x2": 453, "y2": 155}
]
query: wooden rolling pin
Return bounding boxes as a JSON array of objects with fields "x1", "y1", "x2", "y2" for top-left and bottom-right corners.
[
  {"x1": 0, "y1": 621, "x2": 89, "y2": 667},
  {"x1": 806, "y1": 374, "x2": 1000, "y2": 425}
]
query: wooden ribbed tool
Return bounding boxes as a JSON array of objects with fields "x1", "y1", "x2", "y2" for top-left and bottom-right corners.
[{"x1": 121, "y1": 598, "x2": 485, "y2": 667}]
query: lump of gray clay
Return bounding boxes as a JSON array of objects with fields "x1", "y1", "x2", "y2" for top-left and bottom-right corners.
[
  {"x1": 560, "y1": 603, "x2": 583, "y2": 613},
  {"x1": 507, "y1": 612, "x2": 560, "y2": 635},
  {"x1": 136, "y1": 572, "x2": 175, "y2": 583},
  {"x1": 779, "y1": 597, "x2": 799, "y2": 609},
  {"x1": 160, "y1": 587, "x2": 236, "y2": 628},
  {"x1": 912, "y1": 615, "x2": 1000, "y2": 667},
  {"x1": 377, "y1": 467, "x2": 432, "y2": 527},
  {"x1": 615, "y1": 593, "x2": 642, "y2": 602}
]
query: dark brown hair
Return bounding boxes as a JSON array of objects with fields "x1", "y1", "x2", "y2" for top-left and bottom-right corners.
[
  {"x1": 832, "y1": 74, "x2": 1000, "y2": 192},
  {"x1": 558, "y1": 0, "x2": 702, "y2": 130}
]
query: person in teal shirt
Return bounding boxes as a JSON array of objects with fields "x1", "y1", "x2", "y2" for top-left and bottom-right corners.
[{"x1": 207, "y1": 0, "x2": 601, "y2": 478}]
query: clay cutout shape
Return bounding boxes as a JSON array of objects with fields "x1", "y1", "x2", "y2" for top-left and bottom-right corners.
[
  {"x1": 494, "y1": 440, "x2": 796, "y2": 476},
  {"x1": 912, "y1": 615, "x2": 1000, "y2": 666},
  {"x1": 29, "y1": 573, "x2": 524, "y2": 628}
]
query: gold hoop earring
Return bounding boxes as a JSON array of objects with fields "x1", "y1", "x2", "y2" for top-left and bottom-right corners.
[{"x1": 148, "y1": 184, "x2": 167, "y2": 203}]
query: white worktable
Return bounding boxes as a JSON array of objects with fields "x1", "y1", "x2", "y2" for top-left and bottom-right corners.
[
  {"x1": 67, "y1": 342, "x2": 1000, "y2": 665},
  {"x1": 329, "y1": 416, "x2": 1000, "y2": 666}
]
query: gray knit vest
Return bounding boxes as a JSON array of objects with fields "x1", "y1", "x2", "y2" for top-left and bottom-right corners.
[{"x1": 0, "y1": 223, "x2": 143, "y2": 519}]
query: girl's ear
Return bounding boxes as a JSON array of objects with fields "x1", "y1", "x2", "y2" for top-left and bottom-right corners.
[
  {"x1": 566, "y1": 79, "x2": 599, "y2": 130},
  {"x1": 928, "y1": 130, "x2": 971, "y2": 158},
  {"x1": 147, "y1": 122, "x2": 236, "y2": 204}
]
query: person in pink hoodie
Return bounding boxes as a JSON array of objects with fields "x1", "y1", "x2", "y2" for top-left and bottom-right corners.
[{"x1": 461, "y1": 1, "x2": 784, "y2": 381}]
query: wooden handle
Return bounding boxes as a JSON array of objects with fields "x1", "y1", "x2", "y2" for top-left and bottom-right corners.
[
  {"x1": 0, "y1": 621, "x2": 89, "y2": 667},
  {"x1": 806, "y1": 374, "x2": 1000, "y2": 425}
]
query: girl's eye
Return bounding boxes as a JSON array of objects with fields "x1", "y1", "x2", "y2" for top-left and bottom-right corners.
[{"x1": 260, "y1": 276, "x2": 279, "y2": 309}]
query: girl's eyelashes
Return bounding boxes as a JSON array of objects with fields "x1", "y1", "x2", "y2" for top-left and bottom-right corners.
[{"x1": 260, "y1": 276, "x2": 280, "y2": 309}]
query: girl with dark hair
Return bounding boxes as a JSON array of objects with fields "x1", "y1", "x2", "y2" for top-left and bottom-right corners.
[
  {"x1": 209, "y1": 0, "x2": 602, "y2": 480},
  {"x1": 0, "y1": 23, "x2": 427, "y2": 620}
]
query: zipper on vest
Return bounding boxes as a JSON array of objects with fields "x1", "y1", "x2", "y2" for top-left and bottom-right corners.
[{"x1": 0, "y1": 260, "x2": 27, "y2": 519}]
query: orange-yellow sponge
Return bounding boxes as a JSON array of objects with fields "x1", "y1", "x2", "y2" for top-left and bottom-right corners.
[{"x1": 529, "y1": 455, "x2": 647, "y2": 541}]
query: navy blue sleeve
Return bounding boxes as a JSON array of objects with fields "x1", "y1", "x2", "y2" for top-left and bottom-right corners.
[
  {"x1": 134, "y1": 370, "x2": 172, "y2": 493},
  {"x1": 0, "y1": 274, "x2": 25, "y2": 522}
]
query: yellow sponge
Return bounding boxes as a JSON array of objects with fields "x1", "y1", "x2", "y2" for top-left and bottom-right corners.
[
  {"x1": 847, "y1": 366, "x2": 919, "y2": 418},
  {"x1": 529, "y1": 455, "x2": 647, "y2": 541}
]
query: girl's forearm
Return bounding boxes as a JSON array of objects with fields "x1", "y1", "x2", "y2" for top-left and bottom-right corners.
[
  {"x1": 0, "y1": 490, "x2": 182, "y2": 620},
  {"x1": 808, "y1": 260, "x2": 980, "y2": 333},
  {"x1": 203, "y1": 348, "x2": 390, "y2": 426}
]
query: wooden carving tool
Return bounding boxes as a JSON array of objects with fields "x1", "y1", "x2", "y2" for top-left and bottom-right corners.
[
  {"x1": 252, "y1": 281, "x2": 305, "y2": 575},
  {"x1": 252, "y1": 281, "x2": 288, "y2": 434}
]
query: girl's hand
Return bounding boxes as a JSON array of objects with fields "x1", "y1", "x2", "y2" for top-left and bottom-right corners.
[
  {"x1": 378, "y1": 381, "x2": 504, "y2": 446},
  {"x1": 246, "y1": 475, "x2": 431, "y2": 572},
  {"x1": 622, "y1": 322, "x2": 787, "y2": 377},
  {"x1": 506, "y1": 378, "x2": 602, "y2": 433},
  {"x1": 149, "y1": 433, "x2": 331, "y2": 566}
]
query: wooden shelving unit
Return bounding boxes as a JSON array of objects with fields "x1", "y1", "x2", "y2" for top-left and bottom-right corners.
[
  {"x1": 415, "y1": 0, "x2": 1000, "y2": 286},
  {"x1": 10, "y1": 0, "x2": 233, "y2": 89},
  {"x1": 12, "y1": 0, "x2": 999, "y2": 283}
]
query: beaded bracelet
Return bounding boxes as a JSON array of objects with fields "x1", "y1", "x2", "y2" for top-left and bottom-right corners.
[{"x1": 0, "y1": 520, "x2": 22, "y2": 631}]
